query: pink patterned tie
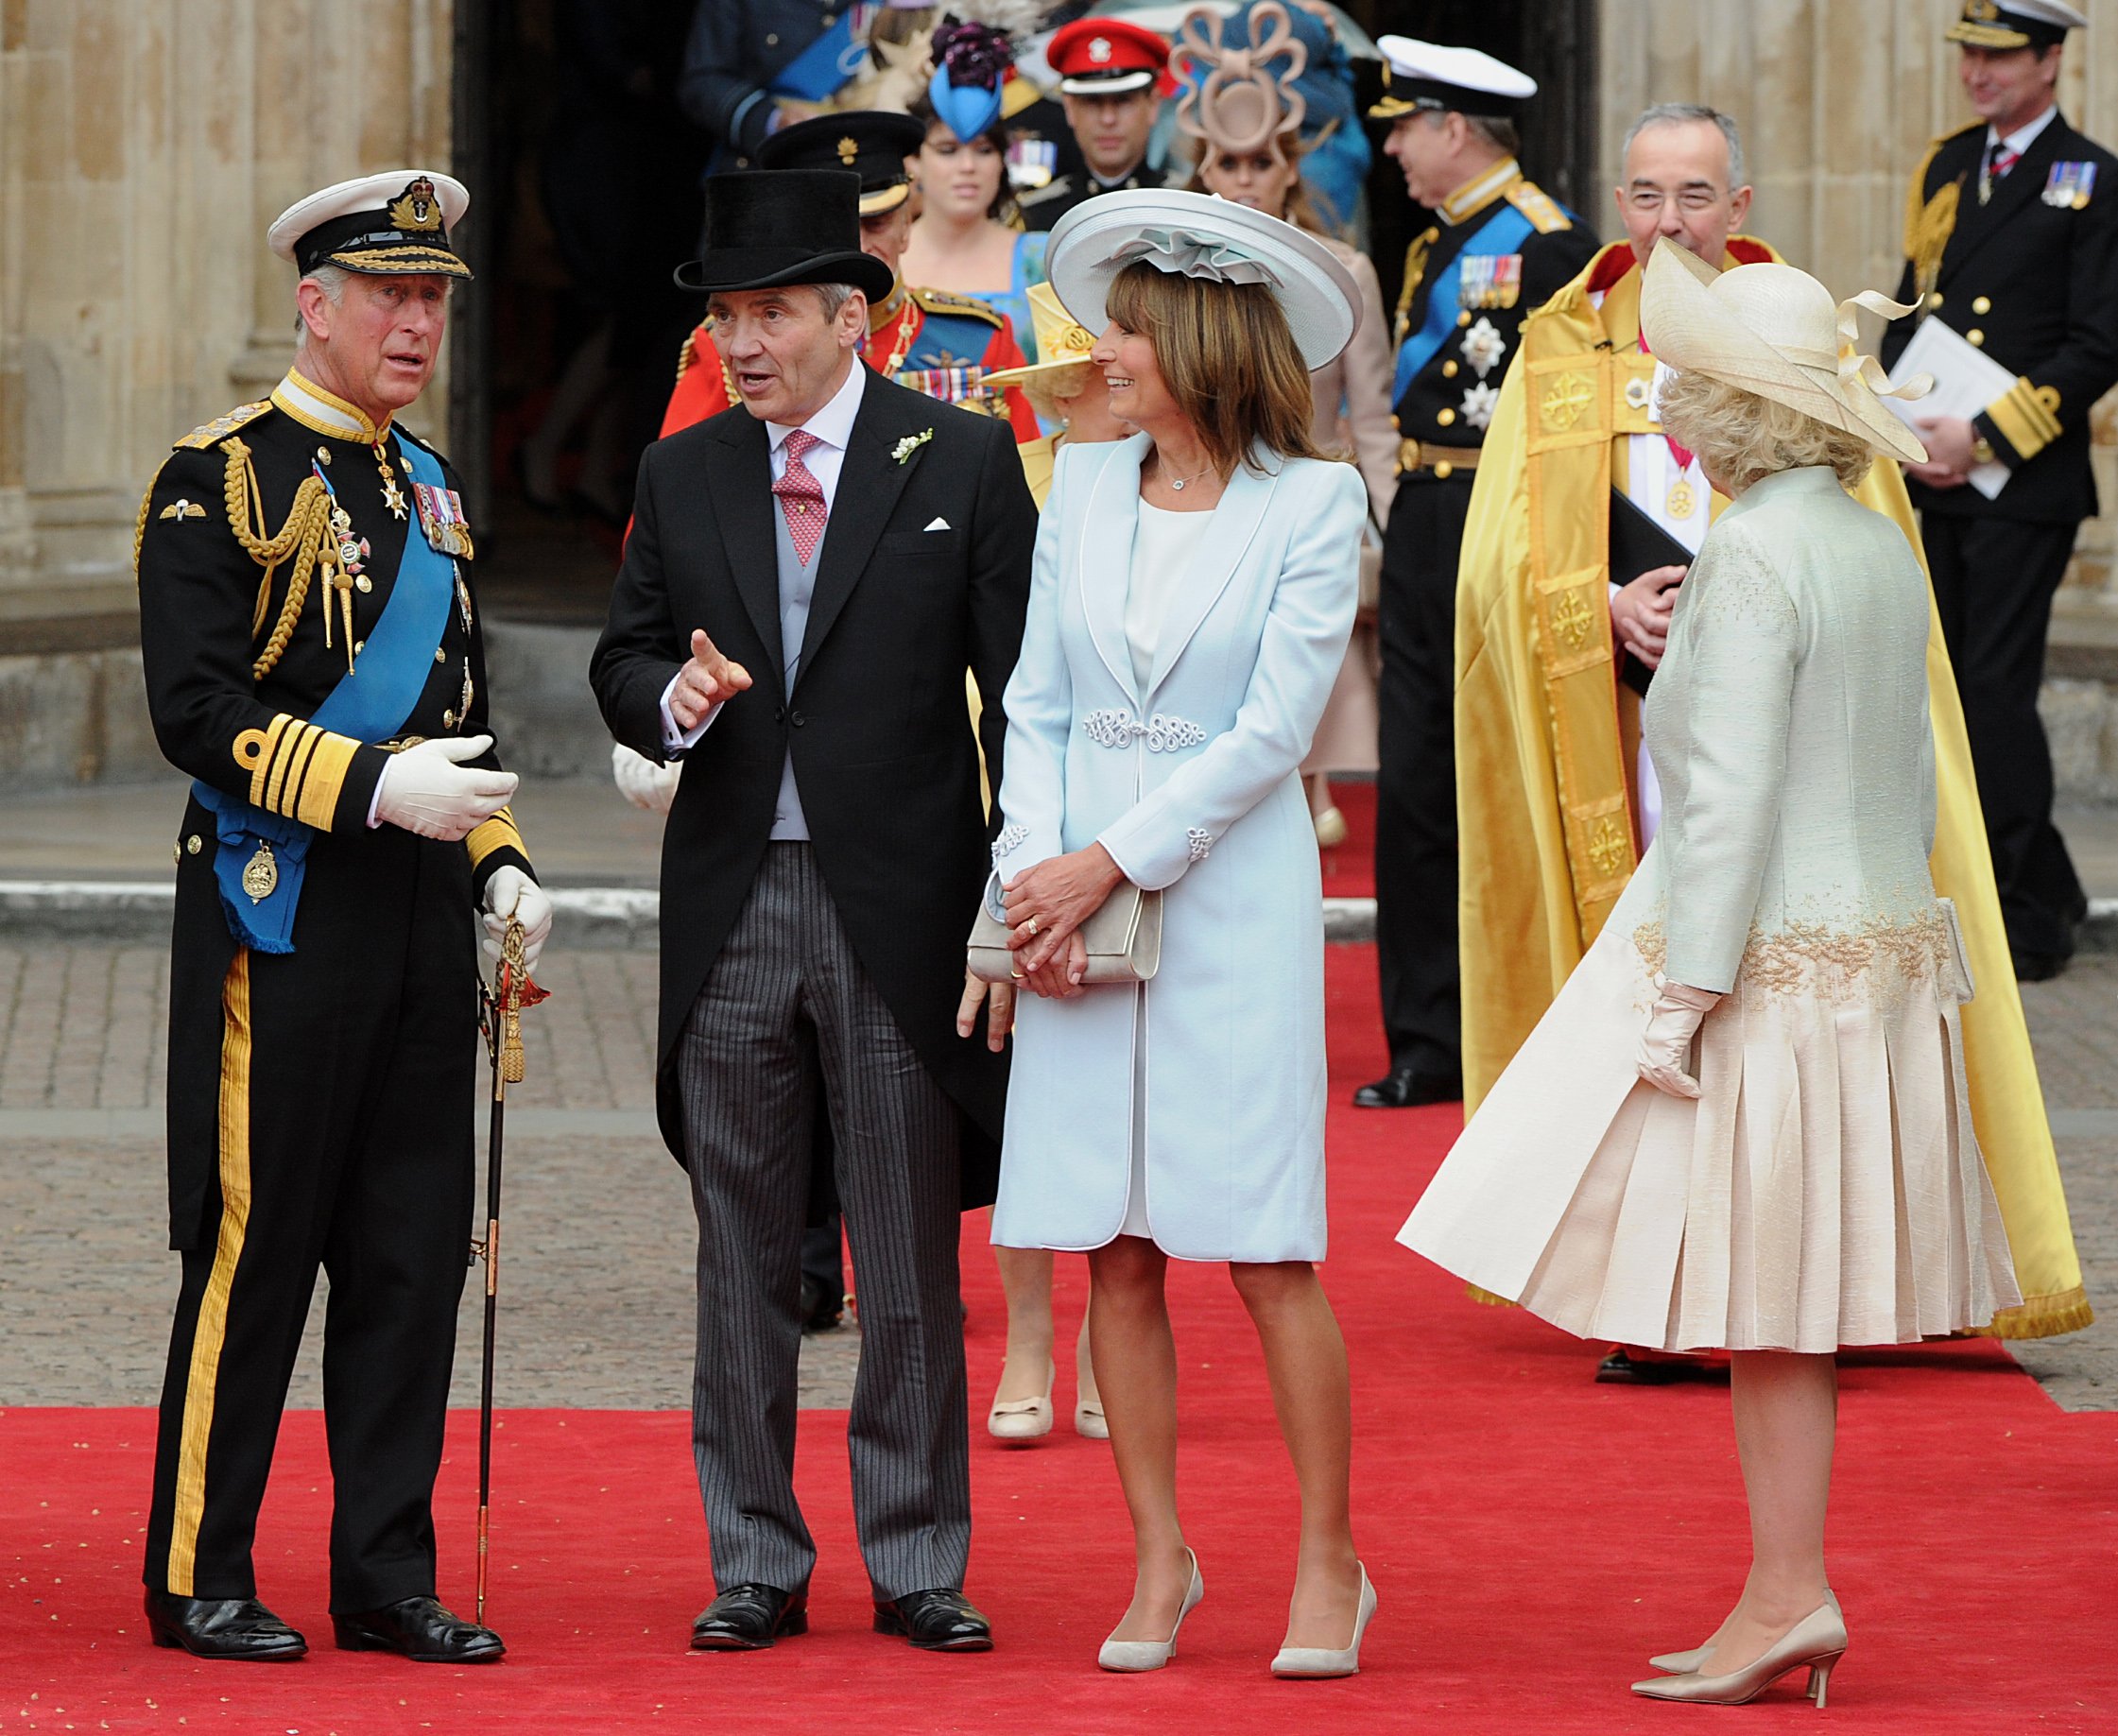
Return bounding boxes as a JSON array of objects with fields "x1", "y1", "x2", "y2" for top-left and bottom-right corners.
[
  {"x1": 774, "y1": 428, "x2": 828, "y2": 565},
  {"x1": 1992, "y1": 146, "x2": 2021, "y2": 180}
]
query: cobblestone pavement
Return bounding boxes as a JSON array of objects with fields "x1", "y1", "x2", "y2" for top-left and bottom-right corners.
[{"x1": 1, "y1": 942, "x2": 2111, "y2": 1410}]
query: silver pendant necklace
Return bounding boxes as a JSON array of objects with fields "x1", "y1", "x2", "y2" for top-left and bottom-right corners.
[{"x1": 1164, "y1": 459, "x2": 1214, "y2": 491}]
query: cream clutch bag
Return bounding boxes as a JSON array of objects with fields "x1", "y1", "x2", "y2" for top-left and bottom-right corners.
[{"x1": 966, "y1": 885, "x2": 1162, "y2": 985}]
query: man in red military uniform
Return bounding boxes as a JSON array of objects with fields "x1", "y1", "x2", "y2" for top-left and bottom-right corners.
[{"x1": 661, "y1": 112, "x2": 1039, "y2": 441}]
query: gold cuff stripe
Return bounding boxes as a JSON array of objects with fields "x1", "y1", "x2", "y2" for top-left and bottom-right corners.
[
  {"x1": 277, "y1": 725, "x2": 324, "y2": 821},
  {"x1": 1985, "y1": 377, "x2": 2061, "y2": 463},
  {"x1": 166, "y1": 952, "x2": 254, "y2": 1596},
  {"x1": 239, "y1": 714, "x2": 293, "y2": 806},
  {"x1": 263, "y1": 719, "x2": 313, "y2": 816},
  {"x1": 466, "y1": 806, "x2": 526, "y2": 871},
  {"x1": 294, "y1": 733, "x2": 360, "y2": 831}
]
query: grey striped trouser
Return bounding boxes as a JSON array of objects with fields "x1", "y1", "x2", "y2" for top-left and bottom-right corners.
[{"x1": 677, "y1": 842, "x2": 969, "y2": 1600}]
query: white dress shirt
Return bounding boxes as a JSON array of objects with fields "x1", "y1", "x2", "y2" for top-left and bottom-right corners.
[
  {"x1": 1987, "y1": 102, "x2": 2059, "y2": 172},
  {"x1": 660, "y1": 359, "x2": 869, "y2": 752}
]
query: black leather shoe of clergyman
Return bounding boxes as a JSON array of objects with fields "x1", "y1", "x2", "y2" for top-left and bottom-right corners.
[
  {"x1": 872, "y1": 1588, "x2": 992, "y2": 1652},
  {"x1": 146, "y1": 1589, "x2": 307, "y2": 1659},
  {"x1": 2012, "y1": 951, "x2": 2068, "y2": 984},
  {"x1": 691, "y1": 1584, "x2": 809, "y2": 1651},
  {"x1": 1352, "y1": 1065, "x2": 1462, "y2": 1109},
  {"x1": 332, "y1": 1595, "x2": 505, "y2": 1663}
]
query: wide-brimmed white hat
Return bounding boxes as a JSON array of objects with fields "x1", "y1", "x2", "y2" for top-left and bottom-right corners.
[
  {"x1": 1044, "y1": 187, "x2": 1359, "y2": 370},
  {"x1": 1639, "y1": 237, "x2": 1931, "y2": 466}
]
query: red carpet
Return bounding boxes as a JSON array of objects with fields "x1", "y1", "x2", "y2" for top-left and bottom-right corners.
[
  {"x1": 5, "y1": 949, "x2": 2113, "y2": 1732},
  {"x1": 1318, "y1": 776, "x2": 1375, "y2": 899}
]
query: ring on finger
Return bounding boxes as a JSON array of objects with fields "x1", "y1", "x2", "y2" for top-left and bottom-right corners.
[{"x1": 1025, "y1": 916, "x2": 1040, "y2": 937}]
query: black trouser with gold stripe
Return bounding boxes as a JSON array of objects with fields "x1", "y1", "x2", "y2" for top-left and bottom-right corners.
[
  {"x1": 1373, "y1": 472, "x2": 1475, "y2": 1083},
  {"x1": 145, "y1": 825, "x2": 476, "y2": 1611}
]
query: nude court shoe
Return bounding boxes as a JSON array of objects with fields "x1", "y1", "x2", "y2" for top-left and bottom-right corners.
[
  {"x1": 1648, "y1": 1589, "x2": 1840, "y2": 1675},
  {"x1": 1270, "y1": 1564, "x2": 1377, "y2": 1679},
  {"x1": 1631, "y1": 1602, "x2": 1849, "y2": 1708},
  {"x1": 987, "y1": 1364, "x2": 1054, "y2": 1442},
  {"x1": 1097, "y1": 1550, "x2": 1203, "y2": 1673}
]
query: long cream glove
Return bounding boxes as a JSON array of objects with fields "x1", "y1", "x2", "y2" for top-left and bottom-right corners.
[{"x1": 1636, "y1": 979, "x2": 1724, "y2": 1099}]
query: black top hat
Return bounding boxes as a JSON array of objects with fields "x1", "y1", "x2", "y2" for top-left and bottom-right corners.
[
  {"x1": 674, "y1": 170, "x2": 894, "y2": 301},
  {"x1": 758, "y1": 112, "x2": 926, "y2": 215}
]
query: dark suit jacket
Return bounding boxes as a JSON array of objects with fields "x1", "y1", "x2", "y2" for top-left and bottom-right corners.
[
  {"x1": 1884, "y1": 112, "x2": 2118, "y2": 525},
  {"x1": 590, "y1": 368, "x2": 1036, "y2": 1206}
]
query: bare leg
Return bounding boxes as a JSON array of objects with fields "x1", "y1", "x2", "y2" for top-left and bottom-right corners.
[
  {"x1": 1230, "y1": 1261, "x2": 1361, "y2": 1648},
  {"x1": 1697, "y1": 1350, "x2": 1836, "y2": 1674},
  {"x1": 1307, "y1": 772, "x2": 1335, "y2": 816},
  {"x1": 1088, "y1": 1236, "x2": 1191, "y2": 1640},
  {"x1": 1076, "y1": 1302, "x2": 1101, "y2": 1411},
  {"x1": 991, "y1": 1237, "x2": 1056, "y2": 1406}
]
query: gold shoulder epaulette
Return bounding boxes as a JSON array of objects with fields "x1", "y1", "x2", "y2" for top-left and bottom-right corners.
[
  {"x1": 174, "y1": 400, "x2": 272, "y2": 450},
  {"x1": 1507, "y1": 180, "x2": 1572, "y2": 235},
  {"x1": 912, "y1": 285, "x2": 1005, "y2": 329}
]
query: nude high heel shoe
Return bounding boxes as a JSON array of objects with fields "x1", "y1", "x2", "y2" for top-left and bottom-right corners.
[
  {"x1": 986, "y1": 1364, "x2": 1054, "y2": 1442},
  {"x1": 1097, "y1": 1549, "x2": 1203, "y2": 1672},
  {"x1": 1631, "y1": 1602, "x2": 1848, "y2": 1707},
  {"x1": 1648, "y1": 1589, "x2": 1840, "y2": 1675},
  {"x1": 1270, "y1": 1564, "x2": 1376, "y2": 1679}
]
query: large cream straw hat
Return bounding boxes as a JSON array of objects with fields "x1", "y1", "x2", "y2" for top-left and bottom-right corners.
[{"x1": 1638, "y1": 237, "x2": 1932, "y2": 466}]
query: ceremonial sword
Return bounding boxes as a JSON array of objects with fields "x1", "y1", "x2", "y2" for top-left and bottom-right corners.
[{"x1": 473, "y1": 918, "x2": 545, "y2": 1624}]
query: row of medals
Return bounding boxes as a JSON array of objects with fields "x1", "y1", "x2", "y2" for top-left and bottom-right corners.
[{"x1": 239, "y1": 444, "x2": 472, "y2": 906}]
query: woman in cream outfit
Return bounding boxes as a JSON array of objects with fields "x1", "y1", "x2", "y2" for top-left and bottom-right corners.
[
  {"x1": 1183, "y1": 0, "x2": 1396, "y2": 845},
  {"x1": 988, "y1": 189, "x2": 1373, "y2": 1676},
  {"x1": 1401, "y1": 240, "x2": 2021, "y2": 1709}
]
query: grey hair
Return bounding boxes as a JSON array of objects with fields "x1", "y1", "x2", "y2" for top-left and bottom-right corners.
[
  {"x1": 295, "y1": 264, "x2": 351, "y2": 335},
  {"x1": 1624, "y1": 102, "x2": 1748, "y2": 190},
  {"x1": 809, "y1": 282, "x2": 860, "y2": 320},
  {"x1": 1418, "y1": 108, "x2": 1520, "y2": 159}
]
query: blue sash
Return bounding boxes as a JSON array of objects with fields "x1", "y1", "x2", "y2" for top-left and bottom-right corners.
[
  {"x1": 195, "y1": 436, "x2": 458, "y2": 954},
  {"x1": 769, "y1": 6, "x2": 875, "y2": 102},
  {"x1": 1392, "y1": 202, "x2": 1536, "y2": 405}
]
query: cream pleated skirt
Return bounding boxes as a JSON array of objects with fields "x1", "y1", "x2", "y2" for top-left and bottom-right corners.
[{"x1": 1400, "y1": 907, "x2": 2021, "y2": 1353}]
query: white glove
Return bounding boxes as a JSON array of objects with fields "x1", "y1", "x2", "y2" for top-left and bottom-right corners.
[
  {"x1": 611, "y1": 741, "x2": 682, "y2": 817},
  {"x1": 482, "y1": 865, "x2": 552, "y2": 974},
  {"x1": 1636, "y1": 979, "x2": 1723, "y2": 1099},
  {"x1": 373, "y1": 735, "x2": 518, "y2": 842}
]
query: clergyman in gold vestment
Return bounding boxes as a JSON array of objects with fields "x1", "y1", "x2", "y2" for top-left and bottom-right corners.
[{"x1": 1454, "y1": 105, "x2": 2089, "y2": 1340}]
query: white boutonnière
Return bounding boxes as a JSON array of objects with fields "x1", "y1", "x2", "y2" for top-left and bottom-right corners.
[{"x1": 892, "y1": 429, "x2": 934, "y2": 464}]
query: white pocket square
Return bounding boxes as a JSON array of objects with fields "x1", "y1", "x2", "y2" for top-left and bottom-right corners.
[{"x1": 923, "y1": 516, "x2": 951, "y2": 531}]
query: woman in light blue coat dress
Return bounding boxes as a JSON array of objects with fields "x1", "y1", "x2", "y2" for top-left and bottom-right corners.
[{"x1": 986, "y1": 191, "x2": 1374, "y2": 1677}]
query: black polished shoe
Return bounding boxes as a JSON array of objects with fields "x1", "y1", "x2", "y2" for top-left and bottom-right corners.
[
  {"x1": 1352, "y1": 1065, "x2": 1462, "y2": 1109},
  {"x1": 691, "y1": 1584, "x2": 808, "y2": 1651},
  {"x1": 145, "y1": 1589, "x2": 306, "y2": 1659},
  {"x1": 332, "y1": 1595, "x2": 504, "y2": 1663},
  {"x1": 799, "y1": 1275, "x2": 843, "y2": 1334},
  {"x1": 2012, "y1": 951, "x2": 2068, "y2": 983},
  {"x1": 1594, "y1": 1348, "x2": 1722, "y2": 1385},
  {"x1": 872, "y1": 1588, "x2": 992, "y2": 1652}
]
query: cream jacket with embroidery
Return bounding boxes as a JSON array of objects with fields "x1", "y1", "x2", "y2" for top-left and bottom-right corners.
[{"x1": 1629, "y1": 465, "x2": 1945, "y2": 998}]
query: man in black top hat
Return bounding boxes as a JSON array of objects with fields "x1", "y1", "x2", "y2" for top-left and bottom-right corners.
[
  {"x1": 591, "y1": 167, "x2": 1035, "y2": 1655},
  {"x1": 1883, "y1": 0, "x2": 2112, "y2": 980},
  {"x1": 134, "y1": 170, "x2": 542, "y2": 1664}
]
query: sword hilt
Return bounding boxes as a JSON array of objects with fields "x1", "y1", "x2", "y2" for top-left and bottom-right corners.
[{"x1": 499, "y1": 918, "x2": 527, "y2": 1083}]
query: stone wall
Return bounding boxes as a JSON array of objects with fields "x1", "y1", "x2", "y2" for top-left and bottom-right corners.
[{"x1": 0, "y1": 0, "x2": 454, "y2": 632}]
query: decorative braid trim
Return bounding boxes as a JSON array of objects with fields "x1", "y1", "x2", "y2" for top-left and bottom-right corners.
[
  {"x1": 1081, "y1": 708, "x2": 1210, "y2": 751},
  {"x1": 1633, "y1": 906, "x2": 1952, "y2": 1002},
  {"x1": 991, "y1": 823, "x2": 1029, "y2": 866},
  {"x1": 1186, "y1": 827, "x2": 1213, "y2": 862}
]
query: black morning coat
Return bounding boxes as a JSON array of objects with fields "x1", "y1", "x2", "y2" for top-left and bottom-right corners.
[
  {"x1": 1883, "y1": 112, "x2": 2118, "y2": 526},
  {"x1": 589, "y1": 366, "x2": 1038, "y2": 1208}
]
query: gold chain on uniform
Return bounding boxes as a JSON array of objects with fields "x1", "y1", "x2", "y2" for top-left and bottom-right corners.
[{"x1": 219, "y1": 437, "x2": 336, "y2": 679}]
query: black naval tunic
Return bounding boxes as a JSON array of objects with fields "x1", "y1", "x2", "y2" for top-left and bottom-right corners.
[
  {"x1": 134, "y1": 376, "x2": 533, "y2": 1611},
  {"x1": 1016, "y1": 157, "x2": 1168, "y2": 232},
  {"x1": 1373, "y1": 164, "x2": 1598, "y2": 1090},
  {"x1": 1883, "y1": 112, "x2": 2118, "y2": 964}
]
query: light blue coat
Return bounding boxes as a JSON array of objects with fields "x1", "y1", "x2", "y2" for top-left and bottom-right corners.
[{"x1": 989, "y1": 435, "x2": 1364, "y2": 1263}]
